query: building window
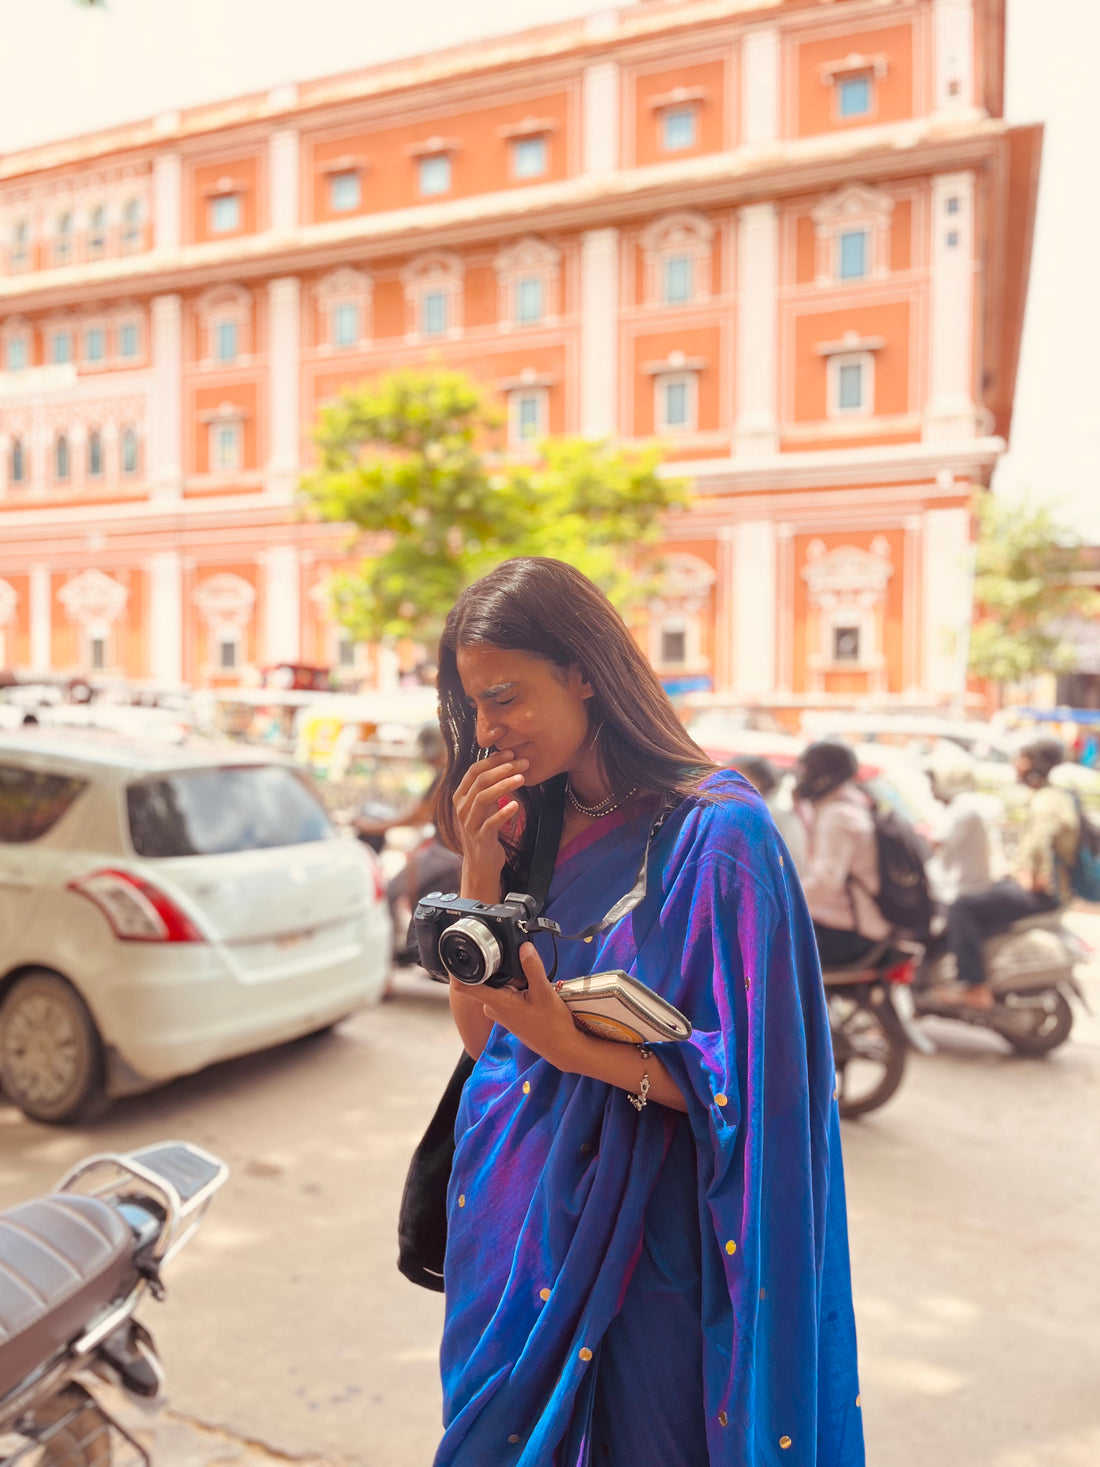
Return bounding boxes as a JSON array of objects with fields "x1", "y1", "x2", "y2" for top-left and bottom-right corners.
[
  {"x1": 119, "y1": 322, "x2": 139, "y2": 359},
  {"x1": 121, "y1": 198, "x2": 142, "y2": 252},
  {"x1": 6, "y1": 336, "x2": 27, "y2": 372},
  {"x1": 54, "y1": 212, "x2": 73, "y2": 265},
  {"x1": 515, "y1": 276, "x2": 544, "y2": 326},
  {"x1": 10, "y1": 438, "x2": 26, "y2": 484},
  {"x1": 655, "y1": 373, "x2": 696, "y2": 433},
  {"x1": 89, "y1": 635, "x2": 108, "y2": 672},
  {"x1": 422, "y1": 289, "x2": 448, "y2": 336},
  {"x1": 85, "y1": 326, "x2": 106, "y2": 363},
  {"x1": 87, "y1": 430, "x2": 103, "y2": 478},
  {"x1": 329, "y1": 170, "x2": 361, "y2": 212},
  {"x1": 121, "y1": 427, "x2": 139, "y2": 476},
  {"x1": 210, "y1": 420, "x2": 242, "y2": 471},
  {"x1": 418, "y1": 154, "x2": 451, "y2": 196},
  {"x1": 51, "y1": 329, "x2": 73, "y2": 365},
  {"x1": 209, "y1": 193, "x2": 241, "y2": 233},
  {"x1": 511, "y1": 135, "x2": 547, "y2": 179},
  {"x1": 214, "y1": 319, "x2": 239, "y2": 362},
  {"x1": 833, "y1": 625, "x2": 861, "y2": 663},
  {"x1": 946, "y1": 196, "x2": 959, "y2": 215},
  {"x1": 508, "y1": 388, "x2": 547, "y2": 448},
  {"x1": 331, "y1": 302, "x2": 360, "y2": 348},
  {"x1": 88, "y1": 205, "x2": 107, "y2": 258},
  {"x1": 946, "y1": 230, "x2": 959, "y2": 249},
  {"x1": 217, "y1": 633, "x2": 240, "y2": 671},
  {"x1": 660, "y1": 626, "x2": 687, "y2": 666},
  {"x1": 336, "y1": 631, "x2": 356, "y2": 668},
  {"x1": 662, "y1": 106, "x2": 696, "y2": 151},
  {"x1": 837, "y1": 229, "x2": 868, "y2": 280},
  {"x1": 10, "y1": 219, "x2": 29, "y2": 271},
  {"x1": 828, "y1": 352, "x2": 874, "y2": 416},
  {"x1": 838, "y1": 74, "x2": 871, "y2": 118},
  {"x1": 662, "y1": 254, "x2": 693, "y2": 304},
  {"x1": 54, "y1": 434, "x2": 70, "y2": 481}
]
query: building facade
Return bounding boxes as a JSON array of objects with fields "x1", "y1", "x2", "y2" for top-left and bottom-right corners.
[{"x1": 0, "y1": 0, "x2": 1039, "y2": 700}]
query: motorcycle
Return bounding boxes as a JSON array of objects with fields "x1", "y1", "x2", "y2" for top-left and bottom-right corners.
[
  {"x1": 822, "y1": 938, "x2": 926, "y2": 1118},
  {"x1": 0, "y1": 1141, "x2": 228, "y2": 1467},
  {"x1": 914, "y1": 907, "x2": 1089, "y2": 1055}
]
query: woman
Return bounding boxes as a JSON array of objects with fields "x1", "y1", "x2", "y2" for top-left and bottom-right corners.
[{"x1": 432, "y1": 559, "x2": 863, "y2": 1466}]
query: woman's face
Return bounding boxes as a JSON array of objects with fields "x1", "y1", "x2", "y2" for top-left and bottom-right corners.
[{"x1": 455, "y1": 644, "x2": 594, "y2": 789}]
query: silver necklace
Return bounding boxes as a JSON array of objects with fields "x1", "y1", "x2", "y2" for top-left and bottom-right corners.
[{"x1": 566, "y1": 780, "x2": 636, "y2": 819}]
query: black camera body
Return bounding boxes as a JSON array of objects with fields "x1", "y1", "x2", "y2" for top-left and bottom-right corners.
[{"x1": 413, "y1": 890, "x2": 559, "y2": 988}]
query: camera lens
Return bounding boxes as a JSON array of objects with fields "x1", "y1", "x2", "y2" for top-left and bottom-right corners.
[{"x1": 438, "y1": 918, "x2": 503, "y2": 985}]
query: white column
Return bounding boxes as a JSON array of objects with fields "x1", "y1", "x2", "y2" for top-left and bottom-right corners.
[
  {"x1": 715, "y1": 527, "x2": 736, "y2": 691},
  {"x1": 733, "y1": 520, "x2": 776, "y2": 695},
  {"x1": 263, "y1": 546, "x2": 301, "y2": 663},
  {"x1": 741, "y1": 28, "x2": 780, "y2": 146},
  {"x1": 903, "y1": 514, "x2": 923, "y2": 693},
  {"x1": 30, "y1": 566, "x2": 51, "y2": 671},
  {"x1": 149, "y1": 552, "x2": 182, "y2": 684},
  {"x1": 933, "y1": 0, "x2": 976, "y2": 113},
  {"x1": 266, "y1": 277, "x2": 301, "y2": 500},
  {"x1": 735, "y1": 203, "x2": 780, "y2": 456},
  {"x1": 153, "y1": 152, "x2": 182, "y2": 251},
  {"x1": 579, "y1": 229, "x2": 619, "y2": 438},
  {"x1": 150, "y1": 294, "x2": 182, "y2": 501},
  {"x1": 923, "y1": 507, "x2": 973, "y2": 698},
  {"x1": 269, "y1": 128, "x2": 300, "y2": 233},
  {"x1": 583, "y1": 61, "x2": 620, "y2": 176},
  {"x1": 924, "y1": 172, "x2": 976, "y2": 442}
]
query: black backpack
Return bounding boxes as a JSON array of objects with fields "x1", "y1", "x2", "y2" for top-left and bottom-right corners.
[{"x1": 849, "y1": 795, "x2": 935, "y2": 940}]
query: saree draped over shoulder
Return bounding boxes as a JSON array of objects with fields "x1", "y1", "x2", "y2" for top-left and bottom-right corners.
[{"x1": 435, "y1": 772, "x2": 864, "y2": 1467}]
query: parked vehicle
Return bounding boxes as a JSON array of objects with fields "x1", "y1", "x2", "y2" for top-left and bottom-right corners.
[
  {"x1": 821, "y1": 938, "x2": 924, "y2": 1118},
  {"x1": 0, "y1": 731, "x2": 391, "y2": 1123},
  {"x1": 0, "y1": 1141, "x2": 227, "y2": 1467},
  {"x1": 915, "y1": 908, "x2": 1088, "y2": 1055}
]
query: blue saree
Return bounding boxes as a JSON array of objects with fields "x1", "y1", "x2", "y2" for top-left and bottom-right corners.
[{"x1": 436, "y1": 772, "x2": 864, "y2": 1466}]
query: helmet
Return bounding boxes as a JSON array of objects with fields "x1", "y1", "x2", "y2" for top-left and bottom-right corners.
[
  {"x1": 1019, "y1": 736, "x2": 1064, "y2": 782},
  {"x1": 927, "y1": 741, "x2": 976, "y2": 801},
  {"x1": 793, "y1": 741, "x2": 859, "y2": 802}
]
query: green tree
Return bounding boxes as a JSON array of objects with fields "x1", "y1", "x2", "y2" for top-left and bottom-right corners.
[
  {"x1": 299, "y1": 367, "x2": 690, "y2": 644},
  {"x1": 968, "y1": 492, "x2": 1100, "y2": 693}
]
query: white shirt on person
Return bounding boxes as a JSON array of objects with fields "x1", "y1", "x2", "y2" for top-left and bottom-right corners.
[
  {"x1": 798, "y1": 781, "x2": 890, "y2": 940},
  {"x1": 926, "y1": 792, "x2": 997, "y2": 904}
]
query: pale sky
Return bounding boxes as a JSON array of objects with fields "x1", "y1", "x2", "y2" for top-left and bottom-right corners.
[{"x1": 1, "y1": 0, "x2": 1096, "y2": 539}]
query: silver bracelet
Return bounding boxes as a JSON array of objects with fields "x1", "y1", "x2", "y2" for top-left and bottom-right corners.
[{"x1": 627, "y1": 1043, "x2": 653, "y2": 1111}]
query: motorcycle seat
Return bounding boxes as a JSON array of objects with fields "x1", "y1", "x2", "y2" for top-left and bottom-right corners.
[
  {"x1": 0, "y1": 1193, "x2": 135, "y2": 1404},
  {"x1": 1004, "y1": 907, "x2": 1069, "y2": 936}
]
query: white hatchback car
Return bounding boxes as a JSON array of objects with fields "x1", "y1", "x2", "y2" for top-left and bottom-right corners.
[{"x1": 0, "y1": 731, "x2": 392, "y2": 1123}]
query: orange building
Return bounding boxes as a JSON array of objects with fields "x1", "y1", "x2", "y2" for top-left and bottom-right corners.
[{"x1": 0, "y1": 0, "x2": 1039, "y2": 703}]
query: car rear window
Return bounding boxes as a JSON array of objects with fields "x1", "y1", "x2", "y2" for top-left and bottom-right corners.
[
  {"x1": 127, "y1": 765, "x2": 332, "y2": 857},
  {"x1": 0, "y1": 764, "x2": 87, "y2": 843}
]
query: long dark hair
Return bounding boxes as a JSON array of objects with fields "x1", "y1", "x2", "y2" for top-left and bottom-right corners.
[{"x1": 434, "y1": 557, "x2": 716, "y2": 885}]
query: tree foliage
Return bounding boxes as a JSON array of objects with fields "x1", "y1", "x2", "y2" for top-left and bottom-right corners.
[
  {"x1": 299, "y1": 368, "x2": 690, "y2": 643},
  {"x1": 968, "y1": 492, "x2": 1100, "y2": 688}
]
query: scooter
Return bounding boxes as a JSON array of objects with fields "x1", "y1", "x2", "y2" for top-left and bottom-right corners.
[
  {"x1": 0, "y1": 1142, "x2": 227, "y2": 1467},
  {"x1": 914, "y1": 907, "x2": 1089, "y2": 1055},
  {"x1": 822, "y1": 938, "x2": 926, "y2": 1118}
]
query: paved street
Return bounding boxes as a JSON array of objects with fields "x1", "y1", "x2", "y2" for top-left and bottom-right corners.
[{"x1": 3, "y1": 915, "x2": 1099, "y2": 1467}]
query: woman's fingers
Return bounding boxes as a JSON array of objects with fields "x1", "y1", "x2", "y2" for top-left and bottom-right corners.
[{"x1": 518, "y1": 941, "x2": 550, "y2": 992}]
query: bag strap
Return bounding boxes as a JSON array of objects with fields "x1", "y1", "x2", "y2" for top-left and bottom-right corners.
[{"x1": 527, "y1": 774, "x2": 566, "y2": 914}]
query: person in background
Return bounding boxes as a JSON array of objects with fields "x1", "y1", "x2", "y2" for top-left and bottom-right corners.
[
  {"x1": 925, "y1": 741, "x2": 996, "y2": 906},
  {"x1": 933, "y1": 737, "x2": 1080, "y2": 1010},
  {"x1": 729, "y1": 754, "x2": 808, "y2": 874},
  {"x1": 793, "y1": 740, "x2": 890, "y2": 967}
]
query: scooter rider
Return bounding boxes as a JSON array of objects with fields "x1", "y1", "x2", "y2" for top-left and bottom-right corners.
[
  {"x1": 933, "y1": 737, "x2": 1080, "y2": 1010},
  {"x1": 794, "y1": 740, "x2": 889, "y2": 967},
  {"x1": 926, "y1": 742, "x2": 996, "y2": 905}
]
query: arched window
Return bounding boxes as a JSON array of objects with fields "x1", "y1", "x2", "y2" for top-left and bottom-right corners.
[
  {"x1": 120, "y1": 427, "x2": 139, "y2": 476},
  {"x1": 54, "y1": 433, "x2": 70, "y2": 481},
  {"x1": 10, "y1": 437, "x2": 26, "y2": 485},
  {"x1": 88, "y1": 204, "x2": 107, "y2": 257},
  {"x1": 55, "y1": 212, "x2": 72, "y2": 265},
  {"x1": 121, "y1": 198, "x2": 142, "y2": 253},
  {"x1": 87, "y1": 430, "x2": 103, "y2": 478}
]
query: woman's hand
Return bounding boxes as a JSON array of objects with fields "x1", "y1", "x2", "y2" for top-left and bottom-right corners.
[
  {"x1": 453, "y1": 746, "x2": 529, "y2": 900},
  {"x1": 480, "y1": 943, "x2": 585, "y2": 1072}
]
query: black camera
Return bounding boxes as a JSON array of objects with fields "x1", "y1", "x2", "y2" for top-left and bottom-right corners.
[{"x1": 413, "y1": 890, "x2": 559, "y2": 988}]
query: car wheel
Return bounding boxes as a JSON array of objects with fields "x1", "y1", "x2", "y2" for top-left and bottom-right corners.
[{"x1": 0, "y1": 970, "x2": 106, "y2": 1124}]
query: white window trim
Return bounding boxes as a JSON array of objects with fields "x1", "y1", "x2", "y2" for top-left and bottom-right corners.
[
  {"x1": 494, "y1": 236, "x2": 561, "y2": 331},
  {"x1": 835, "y1": 227, "x2": 870, "y2": 282},
  {"x1": 208, "y1": 191, "x2": 243, "y2": 234},
  {"x1": 120, "y1": 197, "x2": 143, "y2": 253},
  {"x1": 417, "y1": 152, "x2": 453, "y2": 197},
  {"x1": 640, "y1": 212, "x2": 713, "y2": 308},
  {"x1": 659, "y1": 103, "x2": 699, "y2": 152},
  {"x1": 114, "y1": 312, "x2": 143, "y2": 365},
  {"x1": 82, "y1": 318, "x2": 109, "y2": 367},
  {"x1": 86, "y1": 427, "x2": 105, "y2": 479},
  {"x1": 49, "y1": 323, "x2": 75, "y2": 366},
  {"x1": 119, "y1": 426, "x2": 141, "y2": 477},
  {"x1": 509, "y1": 133, "x2": 549, "y2": 181},
  {"x1": 820, "y1": 604, "x2": 878, "y2": 673},
  {"x1": 198, "y1": 285, "x2": 252, "y2": 368},
  {"x1": 507, "y1": 386, "x2": 549, "y2": 450},
  {"x1": 327, "y1": 168, "x2": 363, "y2": 213},
  {"x1": 315, "y1": 267, "x2": 373, "y2": 354},
  {"x1": 402, "y1": 253, "x2": 464, "y2": 343},
  {"x1": 655, "y1": 371, "x2": 699, "y2": 434},
  {"x1": 208, "y1": 417, "x2": 244, "y2": 474},
  {"x1": 827, "y1": 351, "x2": 875, "y2": 419},
  {"x1": 8, "y1": 218, "x2": 31, "y2": 272},
  {"x1": 1, "y1": 317, "x2": 31, "y2": 373},
  {"x1": 812, "y1": 184, "x2": 893, "y2": 285}
]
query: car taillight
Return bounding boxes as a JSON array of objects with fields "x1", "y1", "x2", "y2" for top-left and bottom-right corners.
[{"x1": 68, "y1": 868, "x2": 204, "y2": 943}]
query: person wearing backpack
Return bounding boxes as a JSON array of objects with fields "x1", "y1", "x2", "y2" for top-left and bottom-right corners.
[
  {"x1": 794, "y1": 740, "x2": 890, "y2": 966},
  {"x1": 934, "y1": 737, "x2": 1080, "y2": 1010}
]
